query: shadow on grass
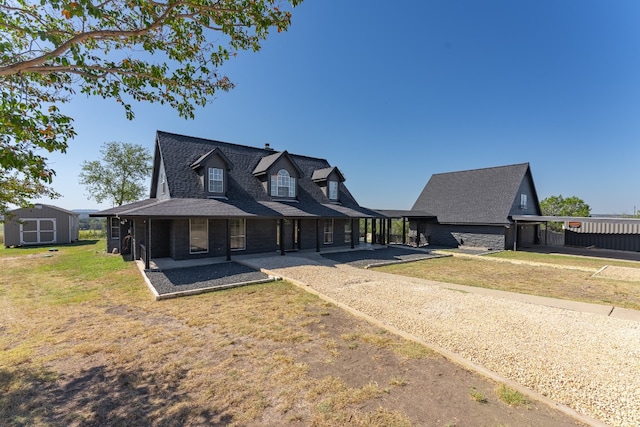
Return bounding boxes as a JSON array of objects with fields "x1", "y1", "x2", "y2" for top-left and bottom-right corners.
[
  {"x1": 3, "y1": 240, "x2": 100, "y2": 251},
  {"x1": 0, "y1": 365, "x2": 233, "y2": 427}
]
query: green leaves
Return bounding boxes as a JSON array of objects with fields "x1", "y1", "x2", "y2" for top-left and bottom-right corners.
[
  {"x1": 0, "y1": 0, "x2": 302, "y2": 214},
  {"x1": 79, "y1": 141, "x2": 153, "y2": 206},
  {"x1": 540, "y1": 195, "x2": 591, "y2": 217}
]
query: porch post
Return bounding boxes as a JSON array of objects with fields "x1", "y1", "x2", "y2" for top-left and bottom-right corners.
[
  {"x1": 350, "y1": 218, "x2": 355, "y2": 249},
  {"x1": 372, "y1": 218, "x2": 377, "y2": 245},
  {"x1": 145, "y1": 218, "x2": 150, "y2": 270},
  {"x1": 402, "y1": 217, "x2": 406, "y2": 245},
  {"x1": 387, "y1": 218, "x2": 391, "y2": 246},
  {"x1": 297, "y1": 219, "x2": 301, "y2": 250},
  {"x1": 226, "y1": 219, "x2": 231, "y2": 261},
  {"x1": 513, "y1": 221, "x2": 518, "y2": 251},
  {"x1": 316, "y1": 219, "x2": 320, "y2": 252},
  {"x1": 364, "y1": 219, "x2": 368, "y2": 243},
  {"x1": 279, "y1": 218, "x2": 285, "y2": 256}
]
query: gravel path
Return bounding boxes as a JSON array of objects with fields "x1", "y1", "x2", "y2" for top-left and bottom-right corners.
[
  {"x1": 239, "y1": 253, "x2": 640, "y2": 427},
  {"x1": 145, "y1": 262, "x2": 270, "y2": 295}
]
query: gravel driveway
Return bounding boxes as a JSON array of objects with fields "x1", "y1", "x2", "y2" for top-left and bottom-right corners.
[{"x1": 238, "y1": 252, "x2": 640, "y2": 427}]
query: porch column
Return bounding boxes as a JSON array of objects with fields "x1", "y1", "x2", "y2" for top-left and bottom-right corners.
[
  {"x1": 364, "y1": 219, "x2": 368, "y2": 243},
  {"x1": 402, "y1": 217, "x2": 406, "y2": 245},
  {"x1": 387, "y1": 218, "x2": 391, "y2": 246},
  {"x1": 513, "y1": 221, "x2": 518, "y2": 251},
  {"x1": 226, "y1": 219, "x2": 231, "y2": 261},
  {"x1": 144, "y1": 218, "x2": 151, "y2": 270},
  {"x1": 279, "y1": 218, "x2": 285, "y2": 256},
  {"x1": 372, "y1": 218, "x2": 377, "y2": 245},
  {"x1": 297, "y1": 219, "x2": 301, "y2": 250},
  {"x1": 350, "y1": 218, "x2": 355, "y2": 249},
  {"x1": 316, "y1": 219, "x2": 320, "y2": 252}
]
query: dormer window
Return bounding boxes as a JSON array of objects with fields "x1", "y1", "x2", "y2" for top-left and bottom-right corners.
[
  {"x1": 208, "y1": 167, "x2": 223, "y2": 193},
  {"x1": 271, "y1": 169, "x2": 296, "y2": 197},
  {"x1": 312, "y1": 166, "x2": 345, "y2": 202},
  {"x1": 190, "y1": 148, "x2": 233, "y2": 197},
  {"x1": 328, "y1": 180, "x2": 338, "y2": 200}
]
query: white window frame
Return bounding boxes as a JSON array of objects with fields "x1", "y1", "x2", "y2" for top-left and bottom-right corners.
[
  {"x1": 324, "y1": 219, "x2": 334, "y2": 244},
  {"x1": 328, "y1": 180, "x2": 338, "y2": 200},
  {"x1": 160, "y1": 171, "x2": 166, "y2": 194},
  {"x1": 344, "y1": 220, "x2": 352, "y2": 243},
  {"x1": 110, "y1": 217, "x2": 120, "y2": 239},
  {"x1": 520, "y1": 194, "x2": 528, "y2": 210},
  {"x1": 208, "y1": 167, "x2": 224, "y2": 193},
  {"x1": 189, "y1": 218, "x2": 209, "y2": 254},
  {"x1": 230, "y1": 218, "x2": 246, "y2": 251},
  {"x1": 271, "y1": 169, "x2": 296, "y2": 197},
  {"x1": 19, "y1": 218, "x2": 57, "y2": 245}
]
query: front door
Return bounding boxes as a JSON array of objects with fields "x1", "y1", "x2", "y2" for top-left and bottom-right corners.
[{"x1": 278, "y1": 219, "x2": 299, "y2": 251}]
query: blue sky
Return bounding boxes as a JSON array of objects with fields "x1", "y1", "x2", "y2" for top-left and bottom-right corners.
[{"x1": 36, "y1": 0, "x2": 640, "y2": 214}]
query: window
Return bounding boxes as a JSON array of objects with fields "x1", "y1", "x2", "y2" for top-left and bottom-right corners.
[
  {"x1": 344, "y1": 220, "x2": 351, "y2": 243},
  {"x1": 110, "y1": 217, "x2": 120, "y2": 239},
  {"x1": 328, "y1": 180, "x2": 338, "y2": 200},
  {"x1": 324, "y1": 219, "x2": 333, "y2": 244},
  {"x1": 520, "y1": 194, "x2": 528, "y2": 210},
  {"x1": 190, "y1": 218, "x2": 208, "y2": 253},
  {"x1": 230, "y1": 218, "x2": 246, "y2": 250},
  {"x1": 208, "y1": 167, "x2": 224, "y2": 193},
  {"x1": 270, "y1": 169, "x2": 296, "y2": 197},
  {"x1": 160, "y1": 171, "x2": 166, "y2": 194}
]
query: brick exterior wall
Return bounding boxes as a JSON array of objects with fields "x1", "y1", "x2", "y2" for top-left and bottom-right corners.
[
  {"x1": 409, "y1": 222, "x2": 506, "y2": 250},
  {"x1": 140, "y1": 216, "x2": 361, "y2": 261}
]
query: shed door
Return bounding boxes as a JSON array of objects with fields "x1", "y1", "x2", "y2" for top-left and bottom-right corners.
[{"x1": 20, "y1": 218, "x2": 57, "y2": 245}]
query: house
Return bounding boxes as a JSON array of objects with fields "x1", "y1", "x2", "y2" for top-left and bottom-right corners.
[
  {"x1": 92, "y1": 131, "x2": 381, "y2": 267},
  {"x1": 3, "y1": 204, "x2": 80, "y2": 247},
  {"x1": 408, "y1": 163, "x2": 542, "y2": 250}
]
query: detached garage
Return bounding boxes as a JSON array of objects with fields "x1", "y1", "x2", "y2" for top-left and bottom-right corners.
[{"x1": 3, "y1": 204, "x2": 79, "y2": 247}]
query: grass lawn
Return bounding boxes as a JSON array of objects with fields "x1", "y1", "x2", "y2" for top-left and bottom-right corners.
[
  {"x1": 375, "y1": 253, "x2": 640, "y2": 310},
  {"x1": 488, "y1": 250, "x2": 640, "y2": 269},
  {"x1": 0, "y1": 240, "x2": 581, "y2": 426}
]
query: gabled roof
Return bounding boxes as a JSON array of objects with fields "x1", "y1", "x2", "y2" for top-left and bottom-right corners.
[
  {"x1": 411, "y1": 163, "x2": 538, "y2": 225},
  {"x1": 100, "y1": 131, "x2": 382, "y2": 219},
  {"x1": 9, "y1": 204, "x2": 79, "y2": 217},
  {"x1": 251, "y1": 150, "x2": 303, "y2": 177},
  {"x1": 189, "y1": 147, "x2": 234, "y2": 170},
  {"x1": 311, "y1": 166, "x2": 346, "y2": 183}
]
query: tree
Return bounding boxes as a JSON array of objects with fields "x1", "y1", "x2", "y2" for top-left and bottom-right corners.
[
  {"x1": 540, "y1": 195, "x2": 591, "y2": 232},
  {"x1": 540, "y1": 195, "x2": 591, "y2": 217},
  {"x1": 0, "y1": 0, "x2": 302, "y2": 215},
  {"x1": 79, "y1": 141, "x2": 152, "y2": 206}
]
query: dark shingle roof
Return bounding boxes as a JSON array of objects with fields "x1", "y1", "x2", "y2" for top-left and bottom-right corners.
[
  {"x1": 311, "y1": 166, "x2": 346, "y2": 182},
  {"x1": 251, "y1": 150, "x2": 303, "y2": 177},
  {"x1": 190, "y1": 148, "x2": 234, "y2": 170},
  {"x1": 411, "y1": 163, "x2": 534, "y2": 225},
  {"x1": 95, "y1": 131, "x2": 381, "y2": 219}
]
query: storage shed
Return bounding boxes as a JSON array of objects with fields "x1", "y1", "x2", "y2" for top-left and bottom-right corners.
[{"x1": 3, "y1": 204, "x2": 80, "y2": 247}]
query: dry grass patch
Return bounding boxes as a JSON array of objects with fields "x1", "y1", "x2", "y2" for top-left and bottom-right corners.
[
  {"x1": 376, "y1": 256, "x2": 640, "y2": 310},
  {"x1": 0, "y1": 240, "x2": 583, "y2": 427}
]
